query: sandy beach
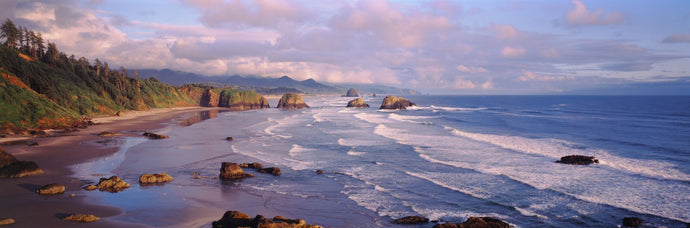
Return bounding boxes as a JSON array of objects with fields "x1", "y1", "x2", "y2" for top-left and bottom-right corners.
[{"x1": 0, "y1": 106, "x2": 223, "y2": 227}]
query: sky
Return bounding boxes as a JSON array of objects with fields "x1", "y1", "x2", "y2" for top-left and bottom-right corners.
[{"x1": 1, "y1": 0, "x2": 689, "y2": 94}]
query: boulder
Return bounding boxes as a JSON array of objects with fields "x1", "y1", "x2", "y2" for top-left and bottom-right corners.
[
  {"x1": 62, "y1": 214, "x2": 100, "y2": 223},
  {"x1": 277, "y1": 93, "x2": 309, "y2": 109},
  {"x1": 257, "y1": 167, "x2": 281, "y2": 176},
  {"x1": 346, "y1": 98, "x2": 370, "y2": 108},
  {"x1": 433, "y1": 217, "x2": 511, "y2": 228},
  {"x1": 316, "y1": 170, "x2": 324, "y2": 174},
  {"x1": 0, "y1": 146, "x2": 44, "y2": 178},
  {"x1": 36, "y1": 183, "x2": 66, "y2": 195},
  {"x1": 622, "y1": 217, "x2": 643, "y2": 227},
  {"x1": 394, "y1": 216, "x2": 429, "y2": 224},
  {"x1": 556, "y1": 155, "x2": 599, "y2": 165},
  {"x1": 84, "y1": 176, "x2": 130, "y2": 192},
  {"x1": 143, "y1": 132, "x2": 169, "y2": 139},
  {"x1": 226, "y1": 137, "x2": 234, "y2": 141},
  {"x1": 97, "y1": 131, "x2": 121, "y2": 137},
  {"x1": 0, "y1": 218, "x2": 15, "y2": 225},
  {"x1": 211, "y1": 210, "x2": 322, "y2": 228},
  {"x1": 379, "y1": 95, "x2": 416, "y2": 110},
  {"x1": 139, "y1": 173, "x2": 174, "y2": 184},
  {"x1": 240, "y1": 162, "x2": 263, "y2": 169},
  {"x1": 219, "y1": 162, "x2": 255, "y2": 180},
  {"x1": 345, "y1": 88, "x2": 360, "y2": 97},
  {"x1": 0, "y1": 146, "x2": 17, "y2": 168}
]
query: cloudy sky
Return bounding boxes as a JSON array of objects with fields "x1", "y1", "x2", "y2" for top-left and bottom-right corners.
[{"x1": 2, "y1": 0, "x2": 689, "y2": 94}]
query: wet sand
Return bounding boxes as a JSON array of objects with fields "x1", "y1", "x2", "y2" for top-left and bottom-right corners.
[{"x1": 0, "y1": 107, "x2": 223, "y2": 227}]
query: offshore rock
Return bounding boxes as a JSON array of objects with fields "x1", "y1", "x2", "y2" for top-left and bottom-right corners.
[
  {"x1": 345, "y1": 88, "x2": 360, "y2": 97},
  {"x1": 394, "y1": 216, "x2": 429, "y2": 224},
  {"x1": 277, "y1": 93, "x2": 309, "y2": 109},
  {"x1": 346, "y1": 98, "x2": 370, "y2": 108},
  {"x1": 84, "y1": 176, "x2": 130, "y2": 192},
  {"x1": 257, "y1": 167, "x2": 281, "y2": 176},
  {"x1": 139, "y1": 173, "x2": 174, "y2": 184},
  {"x1": 556, "y1": 155, "x2": 599, "y2": 165},
  {"x1": 379, "y1": 95, "x2": 416, "y2": 110},
  {"x1": 62, "y1": 214, "x2": 100, "y2": 223},
  {"x1": 219, "y1": 162, "x2": 255, "y2": 180},
  {"x1": 433, "y1": 217, "x2": 511, "y2": 228},
  {"x1": 36, "y1": 183, "x2": 66, "y2": 195},
  {"x1": 143, "y1": 132, "x2": 169, "y2": 139},
  {"x1": 240, "y1": 162, "x2": 263, "y2": 169},
  {"x1": 211, "y1": 210, "x2": 322, "y2": 228}
]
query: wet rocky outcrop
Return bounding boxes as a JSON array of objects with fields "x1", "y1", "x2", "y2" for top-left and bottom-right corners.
[
  {"x1": 139, "y1": 173, "x2": 174, "y2": 184},
  {"x1": 143, "y1": 132, "x2": 169, "y2": 139},
  {"x1": 62, "y1": 214, "x2": 100, "y2": 223},
  {"x1": 36, "y1": 183, "x2": 65, "y2": 195},
  {"x1": 240, "y1": 162, "x2": 263, "y2": 169},
  {"x1": 556, "y1": 155, "x2": 599, "y2": 165},
  {"x1": 622, "y1": 217, "x2": 643, "y2": 227},
  {"x1": 379, "y1": 95, "x2": 416, "y2": 110},
  {"x1": 84, "y1": 176, "x2": 130, "y2": 192},
  {"x1": 201, "y1": 88, "x2": 270, "y2": 110},
  {"x1": 394, "y1": 216, "x2": 429, "y2": 224},
  {"x1": 433, "y1": 217, "x2": 511, "y2": 228},
  {"x1": 97, "y1": 131, "x2": 121, "y2": 137},
  {"x1": 0, "y1": 145, "x2": 44, "y2": 178},
  {"x1": 277, "y1": 93, "x2": 309, "y2": 109},
  {"x1": 344, "y1": 88, "x2": 360, "y2": 97},
  {"x1": 219, "y1": 162, "x2": 255, "y2": 180},
  {"x1": 0, "y1": 218, "x2": 15, "y2": 225},
  {"x1": 346, "y1": 98, "x2": 370, "y2": 108},
  {"x1": 257, "y1": 167, "x2": 282, "y2": 176},
  {"x1": 211, "y1": 210, "x2": 322, "y2": 228}
]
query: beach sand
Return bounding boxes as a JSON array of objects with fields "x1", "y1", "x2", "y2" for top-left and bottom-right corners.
[{"x1": 0, "y1": 107, "x2": 222, "y2": 227}]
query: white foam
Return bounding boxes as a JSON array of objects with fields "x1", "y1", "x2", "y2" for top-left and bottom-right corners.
[
  {"x1": 429, "y1": 105, "x2": 488, "y2": 112},
  {"x1": 337, "y1": 138, "x2": 381, "y2": 147},
  {"x1": 347, "y1": 150, "x2": 366, "y2": 156},
  {"x1": 354, "y1": 112, "x2": 394, "y2": 124},
  {"x1": 388, "y1": 113, "x2": 438, "y2": 124},
  {"x1": 288, "y1": 144, "x2": 307, "y2": 157}
]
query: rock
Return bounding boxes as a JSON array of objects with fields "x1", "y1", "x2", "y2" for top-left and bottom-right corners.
[
  {"x1": 84, "y1": 176, "x2": 130, "y2": 192},
  {"x1": 211, "y1": 210, "x2": 322, "y2": 228},
  {"x1": 201, "y1": 89, "x2": 220, "y2": 107},
  {"x1": 26, "y1": 141, "x2": 39, "y2": 146},
  {"x1": 226, "y1": 137, "x2": 234, "y2": 141},
  {"x1": 143, "y1": 132, "x2": 169, "y2": 139},
  {"x1": 556, "y1": 155, "x2": 599, "y2": 165},
  {"x1": 240, "y1": 162, "x2": 263, "y2": 169},
  {"x1": 277, "y1": 93, "x2": 309, "y2": 109},
  {"x1": 316, "y1": 170, "x2": 324, "y2": 174},
  {"x1": 622, "y1": 217, "x2": 643, "y2": 227},
  {"x1": 36, "y1": 183, "x2": 66, "y2": 195},
  {"x1": 0, "y1": 218, "x2": 15, "y2": 225},
  {"x1": 70, "y1": 193, "x2": 76, "y2": 197},
  {"x1": 257, "y1": 167, "x2": 281, "y2": 176},
  {"x1": 62, "y1": 214, "x2": 100, "y2": 223},
  {"x1": 115, "y1": 110, "x2": 123, "y2": 116},
  {"x1": 0, "y1": 146, "x2": 17, "y2": 168},
  {"x1": 218, "y1": 88, "x2": 271, "y2": 110},
  {"x1": 139, "y1": 173, "x2": 174, "y2": 184},
  {"x1": 394, "y1": 216, "x2": 429, "y2": 224},
  {"x1": 190, "y1": 172, "x2": 200, "y2": 176},
  {"x1": 372, "y1": 93, "x2": 376, "y2": 97},
  {"x1": 433, "y1": 217, "x2": 511, "y2": 228},
  {"x1": 97, "y1": 131, "x2": 121, "y2": 137},
  {"x1": 346, "y1": 98, "x2": 370, "y2": 108},
  {"x1": 379, "y1": 95, "x2": 416, "y2": 110},
  {"x1": 345, "y1": 88, "x2": 360, "y2": 97},
  {"x1": 219, "y1": 162, "x2": 255, "y2": 180},
  {"x1": 0, "y1": 160, "x2": 44, "y2": 178}
]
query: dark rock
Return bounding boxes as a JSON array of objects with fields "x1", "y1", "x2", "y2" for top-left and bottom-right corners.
[
  {"x1": 139, "y1": 173, "x2": 174, "y2": 184},
  {"x1": 211, "y1": 210, "x2": 321, "y2": 228},
  {"x1": 0, "y1": 160, "x2": 44, "y2": 178},
  {"x1": 26, "y1": 141, "x2": 39, "y2": 146},
  {"x1": 83, "y1": 176, "x2": 130, "y2": 192},
  {"x1": 316, "y1": 170, "x2": 324, "y2": 174},
  {"x1": 394, "y1": 216, "x2": 429, "y2": 224},
  {"x1": 379, "y1": 95, "x2": 416, "y2": 110},
  {"x1": 622, "y1": 217, "x2": 643, "y2": 227},
  {"x1": 240, "y1": 162, "x2": 263, "y2": 169},
  {"x1": 219, "y1": 162, "x2": 255, "y2": 180},
  {"x1": 29, "y1": 129, "x2": 46, "y2": 136},
  {"x1": 556, "y1": 155, "x2": 599, "y2": 165},
  {"x1": 0, "y1": 218, "x2": 15, "y2": 225},
  {"x1": 277, "y1": 93, "x2": 309, "y2": 109},
  {"x1": 115, "y1": 110, "x2": 123, "y2": 116},
  {"x1": 258, "y1": 167, "x2": 281, "y2": 176},
  {"x1": 97, "y1": 131, "x2": 121, "y2": 137},
  {"x1": 226, "y1": 137, "x2": 234, "y2": 141},
  {"x1": 36, "y1": 183, "x2": 65, "y2": 195},
  {"x1": 345, "y1": 88, "x2": 360, "y2": 97},
  {"x1": 346, "y1": 98, "x2": 370, "y2": 108},
  {"x1": 62, "y1": 214, "x2": 99, "y2": 223},
  {"x1": 143, "y1": 132, "x2": 169, "y2": 139},
  {"x1": 0, "y1": 146, "x2": 17, "y2": 168},
  {"x1": 433, "y1": 217, "x2": 511, "y2": 228}
]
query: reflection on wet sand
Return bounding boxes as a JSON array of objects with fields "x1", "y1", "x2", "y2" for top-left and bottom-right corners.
[{"x1": 178, "y1": 109, "x2": 229, "y2": 126}]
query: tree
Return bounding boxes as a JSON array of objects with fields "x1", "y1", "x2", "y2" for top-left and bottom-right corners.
[{"x1": 1, "y1": 19, "x2": 19, "y2": 48}]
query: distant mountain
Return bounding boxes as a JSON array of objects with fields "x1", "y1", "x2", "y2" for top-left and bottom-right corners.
[{"x1": 136, "y1": 69, "x2": 342, "y2": 95}]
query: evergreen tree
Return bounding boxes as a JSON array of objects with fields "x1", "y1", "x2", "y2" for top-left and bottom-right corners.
[{"x1": 1, "y1": 19, "x2": 19, "y2": 48}]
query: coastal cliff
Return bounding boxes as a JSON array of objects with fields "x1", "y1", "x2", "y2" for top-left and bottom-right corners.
[
  {"x1": 379, "y1": 95, "x2": 416, "y2": 110},
  {"x1": 277, "y1": 93, "x2": 309, "y2": 109}
]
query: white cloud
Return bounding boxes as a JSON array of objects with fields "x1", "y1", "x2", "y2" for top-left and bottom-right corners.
[
  {"x1": 518, "y1": 70, "x2": 574, "y2": 82},
  {"x1": 501, "y1": 46, "x2": 526, "y2": 58},
  {"x1": 565, "y1": 0, "x2": 625, "y2": 26},
  {"x1": 491, "y1": 24, "x2": 518, "y2": 39},
  {"x1": 663, "y1": 34, "x2": 690, "y2": 43},
  {"x1": 456, "y1": 65, "x2": 488, "y2": 73}
]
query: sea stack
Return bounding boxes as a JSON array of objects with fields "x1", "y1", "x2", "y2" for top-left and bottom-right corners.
[
  {"x1": 277, "y1": 93, "x2": 309, "y2": 109},
  {"x1": 379, "y1": 95, "x2": 416, "y2": 110},
  {"x1": 344, "y1": 88, "x2": 360, "y2": 97},
  {"x1": 346, "y1": 98, "x2": 369, "y2": 108}
]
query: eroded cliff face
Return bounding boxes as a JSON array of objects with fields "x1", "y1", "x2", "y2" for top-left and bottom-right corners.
[
  {"x1": 276, "y1": 93, "x2": 309, "y2": 109},
  {"x1": 379, "y1": 95, "x2": 416, "y2": 110},
  {"x1": 197, "y1": 88, "x2": 269, "y2": 110}
]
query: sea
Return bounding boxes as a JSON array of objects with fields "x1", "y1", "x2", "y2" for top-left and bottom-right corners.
[{"x1": 70, "y1": 95, "x2": 690, "y2": 227}]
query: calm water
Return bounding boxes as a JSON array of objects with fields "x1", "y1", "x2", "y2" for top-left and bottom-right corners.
[{"x1": 72, "y1": 95, "x2": 690, "y2": 227}]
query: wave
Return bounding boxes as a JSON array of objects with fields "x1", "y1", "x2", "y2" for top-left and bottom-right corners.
[
  {"x1": 347, "y1": 150, "x2": 366, "y2": 156},
  {"x1": 429, "y1": 105, "x2": 488, "y2": 112}
]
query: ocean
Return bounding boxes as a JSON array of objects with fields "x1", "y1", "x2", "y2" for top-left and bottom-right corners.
[{"x1": 71, "y1": 95, "x2": 690, "y2": 227}]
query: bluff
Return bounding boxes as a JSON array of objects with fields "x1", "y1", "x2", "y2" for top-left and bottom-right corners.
[
  {"x1": 379, "y1": 95, "x2": 416, "y2": 110},
  {"x1": 277, "y1": 93, "x2": 309, "y2": 109}
]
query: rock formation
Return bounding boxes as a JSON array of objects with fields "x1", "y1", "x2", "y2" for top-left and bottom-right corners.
[
  {"x1": 0, "y1": 146, "x2": 44, "y2": 178},
  {"x1": 0, "y1": 218, "x2": 15, "y2": 225},
  {"x1": 84, "y1": 176, "x2": 130, "y2": 192},
  {"x1": 394, "y1": 216, "x2": 429, "y2": 224},
  {"x1": 62, "y1": 214, "x2": 100, "y2": 223},
  {"x1": 346, "y1": 98, "x2": 370, "y2": 108},
  {"x1": 556, "y1": 155, "x2": 599, "y2": 165},
  {"x1": 622, "y1": 217, "x2": 643, "y2": 227},
  {"x1": 143, "y1": 132, "x2": 169, "y2": 139},
  {"x1": 97, "y1": 131, "x2": 121, "y2": 137},
  {"x1": 433, "y1": 217, "x2": 511, "y2": 228},
  {"x1": 316, "y1": 170, "x2": 324, "y2": 174},
  {"x1": 240, "y1": 162, "x2": 263, "y2": 169},
  {"x1": 36, "y1": 183, "x2": 65, "y2": 195},
  {"x1": 257, "y1": 167, "x2": 281, "y2": 176},
  {"x1": 219, "y1": 162, "x2": 255, "y2": 180},
  {"x1": 211, "y1": 210, "x2": 322, "y2": 228},
  {"x1": 139, "y1": 173, "x2": 174, "y2": 184},
  {"x1": 200, "y1": 89, "x2": 220, "y2": 107},
  {"x1": 226, "y1": 137, "x2": 234, "y2": 141},
  {"x1": 218, "y1": 88, "x2": 270, "y2": 110},
  {"x1": 345, "y1": 88, "x2": 360, "y2": 97},
  {"x1": 379, "y1": 95, "x2": 416, "y2": 110},
  {"x1": 277, "y1": 93, "x2": 309, "y2": 109}
]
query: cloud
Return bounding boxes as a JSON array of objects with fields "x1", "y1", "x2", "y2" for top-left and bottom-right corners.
[
  {"x1": 518, "y1": 70, "x2": 574, "y2": 82},
  {"x1": 601, "y1": 62, "x2": 653, "y2": 72},
  {"x1": 663, "y1": 34, "x2": 690, "y2": 43},
  {"x1": 456, "y1": 65, "x2": 488, "y2": 73},
  {"x1": 565, "y1": 0, "x2": 625, "y2": 26},
  {"x1": 501, "y1": 46, "x2": 526, "y2": 58},
  {"x1": 185, "y1": 0, "x2": 313, "y2": 29},
  {"x1": 492, "y1": 24, "x2": 518, "y2": 39}
]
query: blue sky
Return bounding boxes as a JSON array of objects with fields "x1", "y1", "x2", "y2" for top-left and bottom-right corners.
[{"x1": 1, "y1": 0, "x2": 689, "y2": 94}]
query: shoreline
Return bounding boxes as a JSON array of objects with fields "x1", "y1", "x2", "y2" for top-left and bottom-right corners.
[{"x1": 0, "y1": 106, "x2": 225, "y2": 227}]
